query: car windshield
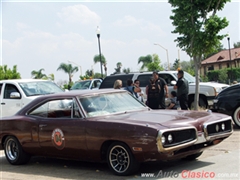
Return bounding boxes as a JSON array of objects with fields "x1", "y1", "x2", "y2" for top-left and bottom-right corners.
[
  {"x1": 71, "y1": 80, "x2": 91, "y2": 90},
  {"x1": 79, "y1": 92, "x2": 147, "y2": 117},
  {"x1": 173, "y1": 72, "x2": 195, "y2": 83},
  {"x1": 19, "y1": 81, "x2": 64, "y2": 97}
]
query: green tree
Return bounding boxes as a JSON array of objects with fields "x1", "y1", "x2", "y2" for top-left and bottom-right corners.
[
  {"x1": 31, "y1": 68, "x2": 47, "y2": 79},
  {"x1": 43, "y1": 73, "x2": 55, "y2": 81},
  {"x1": 233, "y1": 41, "x2": 240, "y2": 48},
  {"x1": 138, "y1": 54, "x2": 164, "y2": 71},
  {"x1": 172, "y1": 59, "x2": 180, "y2": 70},
  {"x1": 93, "y1": 54, "x2": 107, "y2": 77},
  {"x1": 138, "y1": 55, "x2": 152, "y2": 70},
  {"x1": 114, "y1": 62, "x2": 122, "y2": 73},
  {"x1": 204, "y1": 43, "x2": 225, "y2": 59},
  {"x1": 147, "y1": 54, "x2": 164, "y2": 71},
  {"x1": 0, "y1": 65, "x2": 21, "y2": 80},
  {"x1": 169, "y1": 0, "x2": 229, "y2": 110},
  {"x1": 57, "y1": 63, "x2": 78, "y2": 85},
  {"x1": 123, "y1": 68, "x2": 131, "y2": 74},
  {"x1": 85, "y1": 69, "x2": 94, "y2": 77},
  {"x1": 93, "y1": 72, "x2": 103, "y2": 79},
  {"x1": 218, "y1": 68, "x2": 228, "y2": 83}
]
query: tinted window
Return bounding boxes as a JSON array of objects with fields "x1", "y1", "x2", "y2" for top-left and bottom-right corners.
[
  {"x1": 4, "y1": 84, "x2": 21, "y2": 99},
  {"x1": 0, "y1": 83, "x2": 2, "y2": 95},
  {"x1": 100, "y1": 74, "x2": 134, "y2": 88},
  {"x1": 137, "y1": 74, "x2": 152, "y2": 87},
  {"x1": 158, "y1": 74, "x2": 176, "y2": 85}
]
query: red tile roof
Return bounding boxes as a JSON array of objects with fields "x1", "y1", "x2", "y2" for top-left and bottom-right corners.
[{"x1": 201, "y1": 47, "x2": 240, "y2": 64}]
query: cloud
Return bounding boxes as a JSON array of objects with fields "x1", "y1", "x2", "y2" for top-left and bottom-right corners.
[
  {"x1": 57, "y1": 4, "x2": 101, "y2": 25},
  {"x1": 114, "y1": 15, "x2": 165, "y2": 36},
  {"x1": 16, "y1": 22, "x2": 30, "y2": 31},
  {"x1": 114, "y1": 15, "x2": 141, "y2": 27}
]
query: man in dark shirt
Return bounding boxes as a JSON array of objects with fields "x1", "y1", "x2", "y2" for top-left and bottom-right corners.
[
  {"x1": 174, "y1": 70, "x2": 189, "y2": 110},
  {"x1": 146, "y1": 71, "x2": 168, "y2": 109}
]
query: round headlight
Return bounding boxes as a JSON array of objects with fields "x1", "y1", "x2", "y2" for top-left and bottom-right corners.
[
  {"x1": 221, "y1": 123, "x2": 225, "y2": 131},
  {"x1": 161, "y1": 135, "x2": 166, "y2": 144},
  {"x1": 168, "y1": 134, "x2": 173, "y2": 143},
  {"x1": 216, "y1": 124, "x2": 219, "y2": 132}
]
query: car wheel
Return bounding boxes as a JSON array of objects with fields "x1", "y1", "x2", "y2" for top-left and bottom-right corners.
[
  {"x1": 4, "y1": 136, "x2": 31, "y2": 165},
  {"x1": 182, "y1": 152, "x2": 203, "y2": 160},
  {"x1": 189, "y1": 97, "x2": 207, "y2": 109},
  {"x1": 232, "y1": 106, "x2": 240, "y2": 128},
  {"x1": 107, "y1": 142, "x2": 139, "y2": 176}
]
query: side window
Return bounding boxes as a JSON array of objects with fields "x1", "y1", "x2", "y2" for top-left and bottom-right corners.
[
  {"x1": 28, "y1": 98, "x2": 83, "y2": 119},
  {"x1": 4, "y1": 84, "x2": 21, "y2": 99},
  {"x1": 0, "y1": 83, "x2": 2, "y2": 95},
  {"x1": 137, "y1": 75, "x2": 152, "y2": 87},
  {"x1": 159, "y1": 74, "x2": 175, "y2": 85},
  {"x1": 100, "y1": 74, "x2": 134, "y2": 88}
]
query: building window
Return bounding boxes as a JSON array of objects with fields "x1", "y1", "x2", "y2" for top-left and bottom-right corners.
[
  {"x1": 227, "y1": 63, "x2": 229, "y2": 68},
  {"x1": 208, "y1": 65, "x2": 214, "y2": 71},
  {"x1": 219, "y1": 64, "x2": 222, "y2": 69}
]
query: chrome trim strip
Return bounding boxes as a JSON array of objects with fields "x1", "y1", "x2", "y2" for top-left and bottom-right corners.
[{"x1": 156, "y1": 127, "x2": 198, "y2": 153}]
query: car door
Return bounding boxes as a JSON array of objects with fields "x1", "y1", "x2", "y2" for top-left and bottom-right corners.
[
  {"x1": 1, "y1": 83, "x2": 23, "y2": 117},
  {"x1": 29, "y1": 98, "x2": 87, "y2": 159}
]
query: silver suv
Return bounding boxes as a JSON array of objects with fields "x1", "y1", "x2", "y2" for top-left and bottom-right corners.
[{"x1": 99, "y1": 71, "x2": 229, "y2": 108}]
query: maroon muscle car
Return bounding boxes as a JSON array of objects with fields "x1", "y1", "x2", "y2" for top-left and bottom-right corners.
[{"x1": 0, "y1": 89, "x2": 233, "y2": 175}]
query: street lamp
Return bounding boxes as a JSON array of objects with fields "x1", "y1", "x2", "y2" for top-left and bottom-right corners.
[
  {"x1": 96, "y1": 26, "x2": 103, "y2": 78},
  {"x1": 68, "y1": 60, "x2": 82, "y2": 76},
  {"x1": 154, "y1": 43, "x2": 170, "y2": 70},
  {"x1": 227, "y1": 34, "x2": 232, "y2": 82}
]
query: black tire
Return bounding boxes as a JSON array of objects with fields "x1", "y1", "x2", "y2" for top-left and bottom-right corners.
[
  {"x1": 189, "y1": 97, "x2": 207, "y2": 109},
  {"x1": 232, "y1": 106, "x2": 240, "y2": 128},
  {"x1": 4, "y1": 136, "x2": 31, "y2": 165},
  {"x1": 183, "y1": 152, "x2": 203, "y2": 161},
  {"x1": 107, "y1": 142, "x2": 139, "y2": 176}
]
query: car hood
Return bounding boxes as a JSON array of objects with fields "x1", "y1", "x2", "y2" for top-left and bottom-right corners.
[
  {"x1": 96, "y1": 109, "x2": 229, "y2": 131},
  {"x1": 192, "y1": 82, "x2": 229, "y2": 88}
]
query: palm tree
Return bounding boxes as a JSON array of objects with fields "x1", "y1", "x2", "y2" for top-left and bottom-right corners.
[
  {"x1": 31, "y1": 68, "x2": 47, "y2": 79},
  {"x1": 114, "y1": 62, "x2": 122, "y2": 73},
  {"x1": 93, "y1": 54, "x2": 107, "y2": 76},
  {"x1": 123, "y1": 67, "x2": 131, "y2": 74},
  {"x1": 57, "y1": 63, "x2": 78, "y2": 84},
  {"x1": 138, "y1": 55, "x2": 152, "y2": 70}
]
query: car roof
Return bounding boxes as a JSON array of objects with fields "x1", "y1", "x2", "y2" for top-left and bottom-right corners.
[
  {"x1": 109, "y1": 71, "x2": 178, "y2": 76},
  {"x1": 37, "y1": 89, "x2": 126, "y2": 99},
  {"x1": 0, "y1": 79, "x2": 50, "y2": 83}
]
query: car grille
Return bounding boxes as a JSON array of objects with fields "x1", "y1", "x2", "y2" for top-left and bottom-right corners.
[
  {"x1": 163, "y1": 129, "x2": 197, "y2": 148},
  {"x1": 206, "y1": 119, "x2": 232, "y2": 136}
]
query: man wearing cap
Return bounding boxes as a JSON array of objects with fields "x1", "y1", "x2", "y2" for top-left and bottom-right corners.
[{"x1": 174, "y1": 70, "x2": 189, "y2": 110}]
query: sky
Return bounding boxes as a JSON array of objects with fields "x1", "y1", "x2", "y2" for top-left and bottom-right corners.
[{"x1": 1, "y1": 0, "x2": 240, "y2": 84}]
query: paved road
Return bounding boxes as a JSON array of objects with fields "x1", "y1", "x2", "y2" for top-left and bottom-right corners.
[{"x1": 0, "y1": 126, "x2": 239, "y2": 180}]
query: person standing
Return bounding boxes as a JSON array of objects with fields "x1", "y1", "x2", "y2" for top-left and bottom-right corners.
[
  {"x1": 174, "y1": 70, "x2": 189, "y2": 110},
  {"x1": 146, "y1": 71, "x2": 168, "y2": 109}
]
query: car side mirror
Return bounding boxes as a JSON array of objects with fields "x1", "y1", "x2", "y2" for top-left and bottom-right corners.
[
  {"x1": 10, "y1": 92, "x2": 21, "y2": 99},
  {"x1": 170, "y1": 80, "x2": 177, "y2": 86}
]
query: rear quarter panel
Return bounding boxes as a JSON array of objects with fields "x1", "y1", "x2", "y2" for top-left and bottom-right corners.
[{"x1": 0, "y1": 116, "x2": 40, "y2": 154}]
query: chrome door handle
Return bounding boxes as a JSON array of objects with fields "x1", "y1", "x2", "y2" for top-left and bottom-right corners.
[{"x1": 39, "y1": 124, "x2": 47, "y2": 128}]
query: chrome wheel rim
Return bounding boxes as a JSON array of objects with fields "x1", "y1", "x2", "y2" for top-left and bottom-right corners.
[
  {"x1": 109, "y1": 145, "x2": 130, "y2": 173},
  {"x1": 6, "y1": 139, "x2": 19, "y2": 161}
]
